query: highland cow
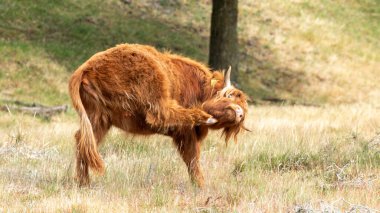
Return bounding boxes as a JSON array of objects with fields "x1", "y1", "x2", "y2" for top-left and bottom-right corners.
[{"x1": 69, "y1": 44, "x2": 248, "y2": 187}]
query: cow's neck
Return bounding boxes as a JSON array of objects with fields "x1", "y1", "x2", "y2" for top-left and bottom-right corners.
[{"x1": 167, "y1": 57, "x2": 223, "y2": 108}]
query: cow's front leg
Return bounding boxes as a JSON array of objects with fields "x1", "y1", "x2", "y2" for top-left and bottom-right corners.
[{"x1": 173, "y1": 135, "x2": 204, "y2": 188}]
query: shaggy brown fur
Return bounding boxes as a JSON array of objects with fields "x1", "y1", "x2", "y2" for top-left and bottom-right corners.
[{"x1": 69, "y1": 43, "x2": 248, "y2": 187}]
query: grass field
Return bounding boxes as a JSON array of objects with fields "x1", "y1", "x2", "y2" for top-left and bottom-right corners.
[{"x1": 1, "y1": 105, "x2": 379, "y2": 212}]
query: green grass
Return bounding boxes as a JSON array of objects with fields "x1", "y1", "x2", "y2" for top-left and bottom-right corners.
[
  {"x1": 0, "y1": 0, "x2": 207, "y2": 105},
  {"x1": 0, "y1": 0, "x2": 207, "y2": 69},
  {"x1": 299, "y1": 0, "x2": 380, "y2": 51},
  {"x1": 0, "y1": 40, "x2": 68, "y2": 105}
]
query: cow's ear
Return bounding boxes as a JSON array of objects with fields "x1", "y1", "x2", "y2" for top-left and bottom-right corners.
[
  {"x1": 212, "y1": 71, "x2": 224, "y2": 81},
  {"x1": 211, "y1": 72, "x2": 224, "y2": 91}
]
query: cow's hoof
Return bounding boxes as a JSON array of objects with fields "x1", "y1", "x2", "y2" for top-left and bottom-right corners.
[{"x1": 205, "y1": 117, "x2": 218, "y2": 125}]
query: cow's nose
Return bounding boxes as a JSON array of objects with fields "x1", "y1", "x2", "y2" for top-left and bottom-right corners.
[
  {"x1": 229, "y1": 104, "x2": 244, "y2": 122},
  {"x1": 235, "y1": 105, "x2": 244, "y2": 120}
]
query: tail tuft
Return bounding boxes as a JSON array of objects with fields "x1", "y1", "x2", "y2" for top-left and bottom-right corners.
[
  {"x1": 69, "y1": 67, "x2": 105, "y2": 175},
  {"x1": 79, "y1": 114, "x2": 105, "y2": 174}
]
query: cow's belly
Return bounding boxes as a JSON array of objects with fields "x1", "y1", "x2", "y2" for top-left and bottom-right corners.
[{"x1": 111, "y1": 112, "x2": 167, "y2": 136}]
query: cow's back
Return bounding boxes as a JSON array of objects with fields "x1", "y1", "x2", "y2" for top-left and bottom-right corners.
[{"x1": 79, "y1": 44, "x2": 169, "y2": 110}]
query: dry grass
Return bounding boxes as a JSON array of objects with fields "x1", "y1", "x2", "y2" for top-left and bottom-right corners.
[{"x1": 1, "y1": 105, "x2": 379, "y2": 212}]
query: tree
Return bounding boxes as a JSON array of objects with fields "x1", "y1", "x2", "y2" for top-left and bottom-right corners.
[{"x1": 209, "y1": 0, "x2": 239, "y2": 83}]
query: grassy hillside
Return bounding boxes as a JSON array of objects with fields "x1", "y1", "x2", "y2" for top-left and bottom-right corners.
[
  {"x1": 0, "y1": 0, "x2": 207, "y2": 105},
  {"x1": 0, "y1": 0, "x2": 379, "y2": 105}
]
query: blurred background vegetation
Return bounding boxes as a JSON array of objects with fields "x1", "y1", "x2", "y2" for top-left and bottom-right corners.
[{"x1": 0, "y1": 0, "x2": 379, "y2": 106}]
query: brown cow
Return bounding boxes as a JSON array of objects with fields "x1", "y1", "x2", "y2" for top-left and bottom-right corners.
[{"x1": 69, "y1": 44, "x2": 248, "y2": 187}]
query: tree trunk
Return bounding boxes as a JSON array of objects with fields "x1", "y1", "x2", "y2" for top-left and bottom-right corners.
[{"x1": 209, "y1": 0, "x2": 239, "y2": 83}]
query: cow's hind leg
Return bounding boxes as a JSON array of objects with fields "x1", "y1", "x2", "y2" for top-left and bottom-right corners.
[
  {"x1": 146, "y1": 100, "x2": 216, "y2": 130},
  {"x1": 173, "y1": 134, "x2": 204, "y2": 188},
  {"x1": 75, "y1": 115, "x2": 111, "y2": 187},
  {"x1": 75, "y1": 130, "x2": 89, "y2": 186}
]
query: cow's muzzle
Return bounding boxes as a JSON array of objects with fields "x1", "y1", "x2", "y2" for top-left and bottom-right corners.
[{"x1": 229, "y1": 104, "x2": 244, "y2": 123}]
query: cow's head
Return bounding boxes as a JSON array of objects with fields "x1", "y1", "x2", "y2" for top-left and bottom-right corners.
[{"x1": 203, "y1": 67, "x2": 250, "y2": 143}]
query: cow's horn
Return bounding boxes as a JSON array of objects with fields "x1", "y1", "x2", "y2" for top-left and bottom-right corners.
[{"x1": 224, "y1": 66, "x2": 232, "y2": 87}]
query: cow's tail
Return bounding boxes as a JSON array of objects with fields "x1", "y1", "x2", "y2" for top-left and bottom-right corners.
[{"x1": 69, "y1": 66, "x2": 105, "y2": 174}]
